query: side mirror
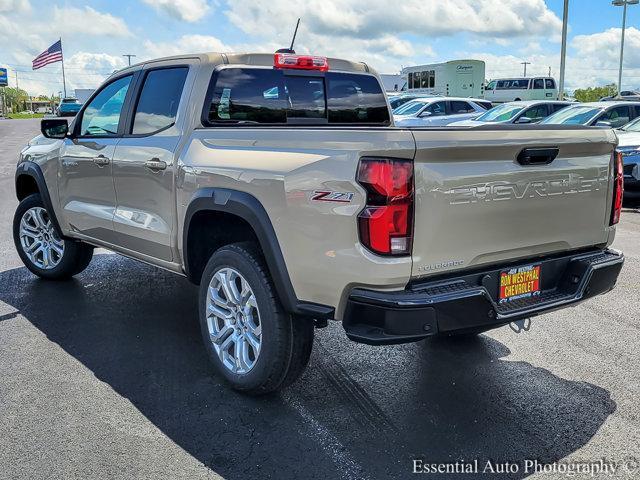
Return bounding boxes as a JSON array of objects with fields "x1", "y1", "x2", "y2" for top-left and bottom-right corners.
[
  {"x1": 516, "y1": 116, "x2": 532, "y2": 124},
  {"x1": 595, "y1": 120, "x2": 613, "y2": 128},
  {"x1": 41, "y1": 119, "x2": 69, "y2": 139}
]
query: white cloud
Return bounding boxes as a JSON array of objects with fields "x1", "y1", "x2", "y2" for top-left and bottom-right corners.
[
  {"x1": 143, "y1": 34, "x2": 232, "y2": 58},
  {"x1": 52, "y1": 6, "x2": 132, "y2": 37},
  {"x1": 573, "y1": 27, "x2": 640, "y2": 68},
  {"x1": 226, "y1": 0, "x2": 562, "y2": 41},
  {"x1": 0, "y1": 0, "x2": 30, "y2": 12},
  {"x1": 142, "y1": 0, "x2": 211, "y2": 23}
]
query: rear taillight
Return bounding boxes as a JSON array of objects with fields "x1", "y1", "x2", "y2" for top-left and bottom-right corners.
[
  {"x1": 611, "y1": 150, "x2": 624, "y2": 225},
  {"x1": 273, "y1": 53, "x2": 329, "y2": 71},
  {"x1": 357, "y1": 158, "x2": 414, "y2": 256}
]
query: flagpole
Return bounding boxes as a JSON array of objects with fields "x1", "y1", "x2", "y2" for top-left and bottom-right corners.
[{"x1": 60, "y1": 37, "x2": 67, "y2": 98}]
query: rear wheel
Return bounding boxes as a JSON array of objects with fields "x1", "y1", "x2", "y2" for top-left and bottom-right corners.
[
  {"x1": 198, "y1": 242, "x2": 313, "y2": 395},
  {"x1": 13, "y1": 194, "x2": 93, "y2": 280}
]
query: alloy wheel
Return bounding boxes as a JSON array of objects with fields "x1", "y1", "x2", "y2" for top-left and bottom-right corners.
[
  {"x1": 205, "y1": 267, "x2": 262, "y2": 374},
  {"x1": 19, "y1": 207, "x2": 64, "y2": 270}
]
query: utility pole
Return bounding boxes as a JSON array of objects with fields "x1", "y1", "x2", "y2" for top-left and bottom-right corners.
[
  {"x1": 521, "y1": 62, "x2": 531, "y2": 77},
  {"x1": 15, "y1": 71, "x2": 18, "y2": 90},
  {"x1": 558, "y1": 0, "x2": 569, "y2": 100},
  {"x1": 123, "y1": 54, "x2": 136, "y2": 66},
  {"x1": 612, "y1": 0, "x2": 639, "y2": 97},
  {"x1": 548, "y1": 66, "x2": 552, "y2": 77}
]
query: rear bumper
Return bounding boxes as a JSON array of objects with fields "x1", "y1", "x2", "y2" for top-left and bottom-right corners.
[{"x1": 343, "y1": 249, "x2": 624, "y2": 345}]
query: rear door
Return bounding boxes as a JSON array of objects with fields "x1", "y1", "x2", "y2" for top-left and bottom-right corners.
[
  {"x1": 410, "y1": 127, "x2": 617, "y2": 279},
  {"x1": 111, "y1": 62, "x2": 194, "y2": 262}
]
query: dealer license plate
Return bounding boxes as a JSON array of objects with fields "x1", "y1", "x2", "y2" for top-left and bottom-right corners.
[{"x1": 499, "y1": 264, "x2": 541, "y2": 303}]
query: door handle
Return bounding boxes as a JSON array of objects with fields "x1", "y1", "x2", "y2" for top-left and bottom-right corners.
[
  {"x1": 145, "y1": 158, "x2": 167, "y2": 171},
  {"x1": 93, "y1": 155, "x2": 110, "y2": 167},
  {"x1": 516, "y1": 147, "x2": 559, "y2": 166}
]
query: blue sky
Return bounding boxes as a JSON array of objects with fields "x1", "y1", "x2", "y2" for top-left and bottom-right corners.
[{"x1": 1, "y1": 0, "x2": 639, "y2": 95}]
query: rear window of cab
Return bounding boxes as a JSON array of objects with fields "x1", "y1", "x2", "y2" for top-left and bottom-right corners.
[{"x1": 204, "y1": 68, "x2": 390, "y2": 126}]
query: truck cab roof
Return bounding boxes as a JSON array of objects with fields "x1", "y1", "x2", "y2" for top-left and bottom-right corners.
[{"x1": 114, "y1": 52, "x2": 375, "y2": 77}]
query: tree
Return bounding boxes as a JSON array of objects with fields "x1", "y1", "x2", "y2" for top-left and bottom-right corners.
[
  {"x1": 2, "y1": 87, "x2": 29, "y2": 112},
  {"x1": 573, "y1": 84, "x2": 618, "y2": 102}
]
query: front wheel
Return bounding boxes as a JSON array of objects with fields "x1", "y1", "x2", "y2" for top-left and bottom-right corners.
[
  {"x1": 13, "y1": 194, "x2": 93, "y2": 280},
  {"x1": 198, "y1": 242, "x2": 314, "y2": 395}
]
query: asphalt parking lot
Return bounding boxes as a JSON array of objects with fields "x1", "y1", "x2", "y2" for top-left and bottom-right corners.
[{"x1": 0, "y1": 118, "x2": 639, "y2": 480}]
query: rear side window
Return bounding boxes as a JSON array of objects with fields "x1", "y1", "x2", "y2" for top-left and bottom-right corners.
[
  {"x1": 497, "y1": 79, "x2": 530, "y2": 90},
  {"x1": 132, "y1": 67, "x2": 188, "y2": 134},
  {"x1": 205, "y1": 68, "x2": 389, "y2": 125},
  {"x1": 326, "y1": 73, "x2": 389, "y2": 123},
  {"x1": 450, "y1": 101, "x2": 475, "y2": 113},
  {"x1": 545, "y1": 79, "x2": 556, "y2": 89}
]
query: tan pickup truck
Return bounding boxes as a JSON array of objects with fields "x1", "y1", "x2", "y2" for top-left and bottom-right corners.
[{"x1": 14, "y1": 52, "x2": 624, "y2": 394}]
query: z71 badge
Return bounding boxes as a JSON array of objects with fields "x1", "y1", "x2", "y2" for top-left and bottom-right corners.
[{"x1": 311, "y1": 191, "x2": 355, "y2": 203}]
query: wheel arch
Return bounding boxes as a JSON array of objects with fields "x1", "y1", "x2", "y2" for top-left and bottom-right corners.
[
  {"x1": 183, "y1": 188, "x2": 334, "y2": 320},
  {"x1": 15, "y1": 161, "x2": 64, "y2": 238}
]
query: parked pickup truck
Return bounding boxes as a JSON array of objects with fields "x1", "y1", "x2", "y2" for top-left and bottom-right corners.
[{"x1": 14, "y1": 52, "x2": 625, "y2": 394}]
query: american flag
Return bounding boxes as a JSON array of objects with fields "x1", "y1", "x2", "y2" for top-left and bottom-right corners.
[{"x1": 32, "y1": 40, "x2": 63, "y2": 70}]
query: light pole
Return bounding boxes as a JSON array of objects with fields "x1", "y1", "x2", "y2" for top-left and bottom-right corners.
[
  {"x1": 558, "y1": 0, "x2": 569, "y2": 100},
  {"x1": 612, "y1": 0, "x2": 639, "y2": 97},
  {"x1": 123, "y1": 54, "x2": 136, "y2": 67}
]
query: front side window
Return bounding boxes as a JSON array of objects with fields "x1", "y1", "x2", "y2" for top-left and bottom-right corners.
[
  {"x1": 486, "y1": 80, "x2": 496, "y2": 90},
  {"x1": 521, "y1": 105, "x2": 548, "y2": 122},
  {"x1": 80, "y1": 75, "x2": 132, "y2": 136},
  {"x1": 206, "y1": 68, "x2": 389, "y2": 125},
  {"x1": 424, "y1": 101, "x2": 446, "y2": 116},
  {"x1": 601, "y1": 106, "x2": 630, "y2": 122},
  {"x1": 132, "y1": 67, "x2": 188, "y2": 135}
]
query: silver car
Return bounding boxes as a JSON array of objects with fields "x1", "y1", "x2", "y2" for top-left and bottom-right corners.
[
  {"x1": 541, "y1": 101, "x2": 640, "y2": 128},
  {"x1": 450, "y1": 100, "x2": 572, "y2": 127},
  {"x1": 393, "y1": 97, "x2": 491, "y2": 127}
]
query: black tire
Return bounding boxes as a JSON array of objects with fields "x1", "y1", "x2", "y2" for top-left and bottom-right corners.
[
  {"x1": 198, "y1": 242, "x2": 313, "y2": 395},
  {"x1": 13, "y1": 193, "x2": 94, "y2": 280}
]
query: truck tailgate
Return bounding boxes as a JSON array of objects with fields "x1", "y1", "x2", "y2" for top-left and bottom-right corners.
[{"x1": 410, "y1": 126, "x2": 618, "y2": 279}]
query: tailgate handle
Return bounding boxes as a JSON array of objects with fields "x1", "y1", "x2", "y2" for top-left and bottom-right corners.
[{"x1": 517, "y1": 147, "x2": 559, "y2": 166}]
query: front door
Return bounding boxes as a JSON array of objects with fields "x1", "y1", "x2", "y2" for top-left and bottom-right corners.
[
  {"x1": 58, "y1": 74, "x2": 134, "y2": 242},
  {"x1": 111, "y1": 65, "x2": 191, "y2": 262}
]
